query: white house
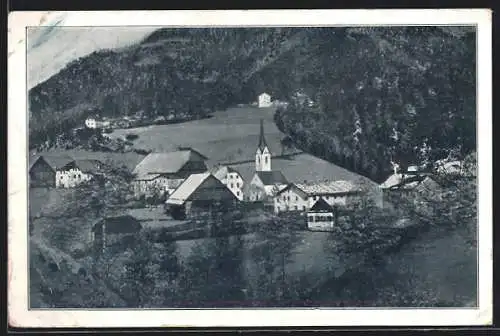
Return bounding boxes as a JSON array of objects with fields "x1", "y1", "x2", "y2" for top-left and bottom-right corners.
[
  {"x1": 211, "y1": 165, "x2": 245, "y2": 201},
  {"x1": 56, "y1": 159, "x2": 104, "y2": 188},
  {"x1": 307, "y1": 198, "x2": 335, "y2": 231},
  {"x1": 258, "y1": 92, "x2": 272, "y2": 108},
  {"x1": 85, "y1": 117, "x2": 111, "y2": 129},
  {"x1": 273, "y1": 180, "x2": 361, "y2": 214}
]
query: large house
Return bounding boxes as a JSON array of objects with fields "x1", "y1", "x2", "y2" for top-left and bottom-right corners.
[
  {"x1": 29, "y1": 154, "x2": 73, "y2": 188},
  {"x1": 273, "y1": 180, "x2": 362, "y2": 214},
  {"x1": 132, "y1": 148, "x2": 209, "y2": 198},
  {"x1": 165, "y1": 172, "x2": 238, "y2": 220},
  {"x1": 211, "y1": 165, "x2": 245, "y2": 201},
  {"x1": 246, "y1": 120, "x2": 288, "y2": 202},
  {"x1": 258, "y1": 92, "x2": 272, "y2": 108},
  {"x1": 56, "y1": 159, "x2": 104, "y2": 188}
]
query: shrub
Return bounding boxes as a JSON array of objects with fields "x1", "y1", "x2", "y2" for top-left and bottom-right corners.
[{"x1": 125, "y1": 133, "x2": 139, "y2": 141}]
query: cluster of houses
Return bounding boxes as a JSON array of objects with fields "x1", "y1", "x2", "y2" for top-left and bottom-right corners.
[{"x1": 30, "y1": 113, "x2": 457, "y2": 236}]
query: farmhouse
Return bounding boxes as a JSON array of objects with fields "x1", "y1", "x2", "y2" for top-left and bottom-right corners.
[
  {"x1": 307, "y1": 198, "x2": 335, "y2": 231},
  {"x1": 29, "y1": 154, "x2": 74, "y2": 188},
  {"x1": 382, "y1": 175, "x2": 442, "y2": 213},
  {"x1": 85, "y1": 116, "x2": 111, "y2": 129},
  {"x1": 258, "y1": 92, "x2": 272, "y2": 108},
  {"x1": 211, "y1": 165, "x2": 245, "y2": 201},
  {"x1": 132, "y1": 148, "x2": 209, "y2": 198},
  {"x1": 165, "y1": 172, "x2": 238, "y2": 220},
  {"x1": 247, "y1": 120, "x2": 288, "y2": 202},
  {"x1": 91, "y1": 215, "x2": 142, "y2": 253},
  {"x1": 56, "y1": 159, "x2": 104, "y2": 188},
  {"x1": 273, "y1": 180, "x2": 362, "y2": 214}
]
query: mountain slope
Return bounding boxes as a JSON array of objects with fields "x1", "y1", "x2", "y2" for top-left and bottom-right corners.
[{"x1": 28, "y1": 27, "x2": 475, "y2": 181}]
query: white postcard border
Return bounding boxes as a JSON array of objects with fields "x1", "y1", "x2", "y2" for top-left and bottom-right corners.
[{"x1": 8, "y1": 9, "x2": 492, "y2": 328}]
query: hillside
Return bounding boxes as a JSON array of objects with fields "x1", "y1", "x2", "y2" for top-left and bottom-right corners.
[{"x1": 28, "y1": 26, "x2": 475, "y2": 181}]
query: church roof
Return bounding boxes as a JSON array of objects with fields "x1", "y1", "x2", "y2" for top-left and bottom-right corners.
[
  {"x1": 255, "y1": 171, "x2": 288, "y2": 186},
  {"x1": 257, "y1": 119, "x2": 268, "y2": 152}
]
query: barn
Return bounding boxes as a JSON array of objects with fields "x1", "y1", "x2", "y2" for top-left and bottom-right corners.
[
  {"x1": 29, "y1": 155, "x2": 74, "y2": 188},
  {"x1": 165, "y1": 172, "x2": 238, "y2": 220}
]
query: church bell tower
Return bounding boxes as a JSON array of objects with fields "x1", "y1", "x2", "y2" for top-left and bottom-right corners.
[{"x1": 255, "y1": 119, "x2": 271, "y2": 172}]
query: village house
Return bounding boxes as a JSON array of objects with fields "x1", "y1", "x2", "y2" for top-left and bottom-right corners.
[
  {"x1": 165, "y1": 172, "x2": 238, "y2": 220},
  {"x1": 211, "y1": 165, "x2": 245, "y2": 201},
  {"x1": 307, "y1": 198, "x2": 335, "y2": 231},
  {"x1": 246, "y1": 120, "x2": 288, "y2": 202},
  {"x1": 273, "y1": 180, "x2": 362, "y2": 214},
  {"x1": 29, "y1": 154, "x2": 74, "y2": 188},
  {"x1": 91, "y1": 215, "x2": 142, "y2": 253},
  {"x1": 56, "y1": 159, "x2": 104, "y2": 188},
  {"x1": 258, "y1": 92, "x2": 272, "y2": 108},
  {"x1": 132, "y1": 148, "x2": 209, "y2": 199},
  {"x1": 85, "y1": 116, "x2": 111, "y2": 129}
]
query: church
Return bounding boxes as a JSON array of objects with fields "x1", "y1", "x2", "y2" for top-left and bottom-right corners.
[{"x1": 246, "y1": 119, "x2": 288, "y2": 202}]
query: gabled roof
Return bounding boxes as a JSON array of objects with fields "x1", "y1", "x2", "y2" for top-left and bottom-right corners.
[
  {"x1": 274, "y1": 183, "x2": 309, "y2": 198},
  {"x1": 92, "y1": 215, "x2": 142, "y2": 234},
  {"x1": 166, "y1": 172, "x2": 213, "y2": 205},
  {"x1": 62, "y1": 159, "x2": 103, "y2": 174},
  {"x1": 380, "y1": 173, "x2": 404, "y2": 190},
  {"x1": 29, "y1": 154, "x2": 74, "y2": 172},
  {"x1": 211, "y1": 165, "x2": 241, "y2": 181},
  {"x1": 294, "y1": 180, "x2": 359, "y2": 196},
  {"x1": 132, "y1": 149, "x2": 207, "y2": 178},
  {"x1": 309, "y1": 198, "x2": 334, "y2": 212},
  {"x1": 255, "y1": 170, "x2": 288, "y2": 186}
]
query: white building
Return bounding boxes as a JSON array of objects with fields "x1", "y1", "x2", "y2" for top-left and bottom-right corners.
[
  {"x1": 246, "y1": 120, "x2": 288, "y2": 202},
  {"x1": 307, "y1": 198, "x2": 335, "y2": 231},
  {"x1": 258, "y1": 92, "x2": 272, "y2": 108},
  {"x1": 56, "y1": 159, "x2": 104, "y2": 188},
  {"x1": 85, "y1": 117, "x2": 111, "y2": 129},
  {"x1": 211, "y1": 165, "x2": 245, "y2": 201},
  {"x1": 273, "y1": 180, "x2": 361, "y2": 214}
]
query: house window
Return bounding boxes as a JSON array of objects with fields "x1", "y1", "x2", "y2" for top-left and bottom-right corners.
[
  {"x1": 237, "y1": 183, "x2": 240, "y2": 188},
  {"x1": 302, "y1": 205, "x2": 306, "y2": 211},
  {"x1": 72, "y1": 174, "x2": 76, "y2": 179},
  {"x1": 237, "y1": 191, "x2": 240, "y2": 196},
  {"x1": 308, "y1": 216, "x2": 315, "y2": 222},
  {"x1": 294, "y1": 205, "x2": 298, "y2": 210},
  {"x1": 295, "y1": 196, "x2": 298, "y2": 201},
  {"x1": 231, "y1": 183, "x2": 234, "y2": 188}
]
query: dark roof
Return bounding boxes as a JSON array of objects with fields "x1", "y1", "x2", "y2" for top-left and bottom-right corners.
[
  {"x1": 256, "y1": 170, "x2": 288, "y2": 185},
  {"x1": 176, "y1": 147, "x2": 209, "y2": 160},
  {"x1": 133, "y1": 149, "x2": 207, "y2": 178},
  {"x1": 63, "y1": 159, "x2": 104, "y2": 174},
  {"x1": 30, "y1": 155, "x2": 74, "y2": 171},
  {"x1": 257, "y1": 119, "x2": 268, "y2": 152},
  {"x1": 309, "y1": 198, "x2": 334, "y2": 212},
  {"x1": 92, "y1": 215, "x2": 142, "y2": 234}
]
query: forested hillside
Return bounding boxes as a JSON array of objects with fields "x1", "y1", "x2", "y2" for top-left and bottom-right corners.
[{"x1": 29, "y1": 26, "x2": 475, "y2": 181}]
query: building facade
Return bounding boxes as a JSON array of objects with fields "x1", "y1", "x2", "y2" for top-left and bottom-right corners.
[
  {"x1": 307, "y1": 198, "x2": 335, "y2": 231},
  {"x1": 212, "y1": 165, "x2": 245, "y2": 201},
  {"x1": 258, "y1": 92, "x2": 272, "y2": 108},
  {"x1": 56, "y1": 159, "x2": 103, "y2": 188},
  {"x1": 29, "y1": 155, "x2": 74, "y2": 188}
]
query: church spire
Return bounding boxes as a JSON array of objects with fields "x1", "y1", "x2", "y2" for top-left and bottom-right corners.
[{"x1": 258, "y1": 119, "x2": 268, "y2": 152}]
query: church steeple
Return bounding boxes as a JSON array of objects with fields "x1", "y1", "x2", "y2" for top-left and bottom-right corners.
[
  {"x1": 256, "y1": 119, "x2": 271, "y2": 172},
  {"x1": 258, "y1": 119, "x2": 268, "y2": 152}
]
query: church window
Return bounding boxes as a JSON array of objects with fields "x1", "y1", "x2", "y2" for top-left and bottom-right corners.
[
  {"x1": 265, "y1": 156, "x2": 268, "y2": 164},
  {"x1": 295, "y1": 196, "x2": 298, "y2": 201}
]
